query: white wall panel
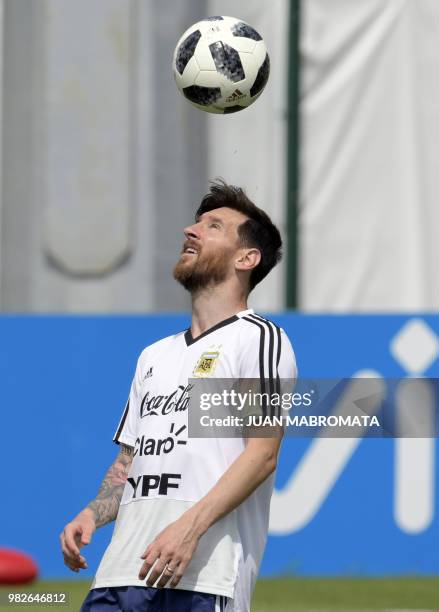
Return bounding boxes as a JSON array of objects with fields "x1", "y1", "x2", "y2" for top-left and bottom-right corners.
[
  {"x1": 207, "y1": 0, "x2": 289, "y2": 312},
  {"x1": 300, "y1": 0, "x2": 439, "y2": 311},
  {"x1": 43, "y1": 0, "x2": 132, "y2": 275},
  {"x1": 0, "y1": 0, "x2": 206, "y2": 312}
]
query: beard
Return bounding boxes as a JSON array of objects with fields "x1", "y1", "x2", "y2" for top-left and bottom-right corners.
[{"x1": 173, "y1": 247, "x2": 231, "y2": 293}]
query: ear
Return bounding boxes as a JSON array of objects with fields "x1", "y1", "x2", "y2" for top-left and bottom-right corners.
[{"x1": 235, "y1": 248, "x2": 261, "y2": 272}]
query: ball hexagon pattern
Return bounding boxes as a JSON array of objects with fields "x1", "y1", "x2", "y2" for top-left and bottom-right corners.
[{"x1": 173, "y1": 16, "x2": 270, "y2": 114}]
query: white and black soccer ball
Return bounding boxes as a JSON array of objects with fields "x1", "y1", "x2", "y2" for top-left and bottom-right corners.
[{"x1": 173, "y1": 16, "x2": 270, "y2": 114}]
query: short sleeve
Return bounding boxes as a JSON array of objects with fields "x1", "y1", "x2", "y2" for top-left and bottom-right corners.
[
  {"x1": 238, "y1": 319, "x2": 297, "y2": 420},
  {"x1": 113, "y1": 355, "x2": 143, "y2": 447},
  {"x1": 239, "y1": 321, "x2": 297, "y2": 382}
]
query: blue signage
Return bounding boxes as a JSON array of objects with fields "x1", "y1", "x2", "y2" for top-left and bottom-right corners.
[{"x1": 1, "y1": 314, "x2": 438, "y2": 577}]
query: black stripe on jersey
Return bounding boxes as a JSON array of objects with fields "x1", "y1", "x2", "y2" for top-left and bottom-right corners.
[
  {"x1": 250, "y1": 314, "x2": 274, "y2": 416},
  {"x1": 250, "y1": 314, "x2": 282, "y2": 417},
  {"x1": 113, "y1": 398, "x2": 130, "y2": 444},
  {"x1": 243, "y1": 316, "x2": 267, "y2": 418},
  {"x1": 275, "y1": 324, "x2": 282, "y2": 395},
  {"x1": 184, "y1": 314, "x2": 239, "y2": 346}
]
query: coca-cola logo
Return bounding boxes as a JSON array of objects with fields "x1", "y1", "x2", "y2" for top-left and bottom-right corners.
[{"x1": 140, "y1": 384, "x2": 193, "y2": 418}]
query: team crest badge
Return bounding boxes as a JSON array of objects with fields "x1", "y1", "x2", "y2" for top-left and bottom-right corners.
[{"x1": 194, "y1": 349, "x2": 220, "y2": 377}]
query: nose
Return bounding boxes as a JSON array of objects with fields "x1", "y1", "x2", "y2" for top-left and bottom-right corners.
[{"x1": 184, "y1": 223, "x2": 200, "y2": 241}]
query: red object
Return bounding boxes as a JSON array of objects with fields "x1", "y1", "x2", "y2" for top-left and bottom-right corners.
[{"x1": 0, "y1": 548, "x2": 38, "y2": 584}]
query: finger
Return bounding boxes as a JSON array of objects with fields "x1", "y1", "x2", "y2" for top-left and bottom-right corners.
[
  {"x1": 170, "y1": 555, "x2": 191, "y2": 588},
  {"x1": 138, "y1": 560, "x2": 153, "y2": 581},
  {"x1": 140, "y1": 544, "x2": 152, "y2": 560},
  {"x1": 145, "y1": 558, "x2": 168, "y2": 587},
  {"x1": 169, "y1": 566, "x2": 184, "y2": 588},
  {"x1": 60, "y1": 533, "x2": 69, "y2": 557},
  {"x1": 63, "y1": 554, "x2": 83, "y2": 572},
  {"x1": 62, "y1": 552, "x2": 85, "y2": 570},
  {"x1": 63, "y1": 548, "x2": 87, "y2": 567},
  {"x1": 63, "y1": 556, "x2": 82, "y2": 570},
  {"x1": 60, "y1": 531, "x2": 74, "y2": 556},
  {"x1": 64, "y1": 525, "x2": 81, "y2": 557},
  {"x1": 138, "y1": 552, "x2": 159, "y2": 581},
  {"x1": 64, "y1": 555, "x2": 85, "y2": 567},
  {"x1": 80, "y1": 524, "x2": 94, "y2": 547},
  {"x1": 60, "y1": 539, "x2": 79, "y2": 564},
  {"x1": 60, "y1": 538, "x2": 84, "y2": 567},
  {"x1": 66, "y1": 562, "x2": 80, "y2": 572},
  {"x1": 155, "y1": 563, "x2": 178, "y2": 589}
]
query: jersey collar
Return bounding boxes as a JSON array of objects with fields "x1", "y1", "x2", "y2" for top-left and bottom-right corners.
[{"x1": 184, "y1": 308, "x2": 254, "y2": 346}]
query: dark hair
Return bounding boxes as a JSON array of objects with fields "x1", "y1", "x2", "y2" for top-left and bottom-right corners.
[{"x1": 195, "y1": 179, "x2": 282, "y2": 291}]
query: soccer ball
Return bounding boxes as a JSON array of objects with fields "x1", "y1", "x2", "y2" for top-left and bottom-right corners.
[{"x1": 172, "y1": 16, "x2": 270, "y2": 114}]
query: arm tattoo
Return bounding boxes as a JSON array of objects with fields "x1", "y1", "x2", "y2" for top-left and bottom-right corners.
[
  {"x1": 120, "y1": 443, "x2": 134, "y2": 458},
  {"x1": 87, "y1": 444, "x2": 134, "y2": 527}
]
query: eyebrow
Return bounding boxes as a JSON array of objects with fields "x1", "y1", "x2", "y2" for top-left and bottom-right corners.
[{"x1": 202, "y1": 214, "x2": 224, "y2": 225}]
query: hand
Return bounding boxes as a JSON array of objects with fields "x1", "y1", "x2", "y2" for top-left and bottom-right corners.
[
  {"x1": 60, "y1": 508, "x2": 96, "y2": 573},
  {"x1": 138, "y1": 513, "x2": 201, "y2": 588}
]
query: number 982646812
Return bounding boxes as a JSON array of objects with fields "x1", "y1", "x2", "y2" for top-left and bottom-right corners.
[{"x1": 0, "y1": 592, "x2": 68, "y2": 606}]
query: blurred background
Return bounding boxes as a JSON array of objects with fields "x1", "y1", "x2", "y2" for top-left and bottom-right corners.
[{"x1": 1, "y1": 0, "x2": 439, "y2": 610}]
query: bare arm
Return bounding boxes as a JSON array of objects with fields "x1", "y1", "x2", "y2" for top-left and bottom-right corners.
[
  {"x1": 139, "y1": 434, "x2": 282, "y2": 587},
  {"x1": 60, "y1": 443, "x2": 134, "y2": 572},
  {"x1": 87, "y1": 443, "x2": 134, "y2": 527}
]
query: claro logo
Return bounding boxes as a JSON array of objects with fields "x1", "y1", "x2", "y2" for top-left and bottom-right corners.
[{"x1": 270, "y1": 319, "x2": 439, "y2": 536}]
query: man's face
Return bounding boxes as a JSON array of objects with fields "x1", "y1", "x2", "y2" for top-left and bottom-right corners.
[{"x1": 173, "y1": 207, "x2": 249, "y2": 292}]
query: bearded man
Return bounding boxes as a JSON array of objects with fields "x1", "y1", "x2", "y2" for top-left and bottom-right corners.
[{"x1": 61, "y1": 180, "x2": 297, "y2": 612}]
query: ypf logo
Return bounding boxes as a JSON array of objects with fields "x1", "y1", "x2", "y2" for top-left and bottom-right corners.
[
  {"x1": 270, "y1": 318, "x2": 439, "y2": 536},
  {"x1": 127, "y1": 473, "x2": 181, "y2": 499}
]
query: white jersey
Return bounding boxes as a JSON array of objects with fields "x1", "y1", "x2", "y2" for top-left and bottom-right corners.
[{"x1": 92, "y1": 308, "x2": 297, "y2": 612}]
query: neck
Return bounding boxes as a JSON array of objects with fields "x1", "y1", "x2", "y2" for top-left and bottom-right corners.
[{"x1": 190, "y1": 281, "x2": 248, "y2": 338}]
